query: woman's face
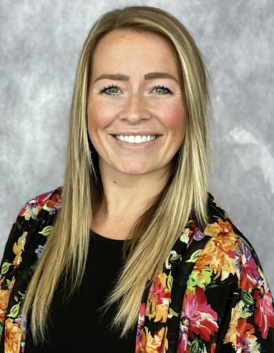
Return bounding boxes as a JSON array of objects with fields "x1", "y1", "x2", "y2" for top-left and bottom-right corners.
[{"x1": 87, "y1": 30, "x2": 185, "y2": 179}]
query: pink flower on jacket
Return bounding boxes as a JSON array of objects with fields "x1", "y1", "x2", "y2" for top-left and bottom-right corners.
[
  {"x1": 187, "y1": 221, "x2": 206, "y2": 247},
  {"x1": 136, "y1": 303, "x2": 145, "y2": 353},
  {"x1": 253, "y1": 280, "x2": 274, "y2": 339},
  {"x1": 19, "y1": 191, "x2": 53, "y2": 220},
  {"x1": 231, "y1": 239, "x2": 260, "y2": 291},
  {"x1": 178, "y1": 286, "x2": 218, "y2": 351}
]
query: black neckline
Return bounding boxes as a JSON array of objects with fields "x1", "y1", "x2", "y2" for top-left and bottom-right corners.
[{"x1": 90, "y1": 230, "x2": 126, "y2": 244}]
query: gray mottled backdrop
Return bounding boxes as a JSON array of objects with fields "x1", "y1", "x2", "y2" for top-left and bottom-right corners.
[{"x1": 0, "y1": 0, "x2": 273, "y2": 288}]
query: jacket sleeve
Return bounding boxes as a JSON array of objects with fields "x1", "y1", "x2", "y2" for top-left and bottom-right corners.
[
  {"x1": 0, "y1": 188, "x2": 61, "y2": 352},
  {"x1": 0, "y1": 216, "x2": 24, "y2": 341},
  {"x1": 177, "y1": 217, "x2": 274, "y2": 353}
]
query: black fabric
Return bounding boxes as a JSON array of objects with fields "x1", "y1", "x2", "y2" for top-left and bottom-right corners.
[{"x1": 25, "y1": 231, "x2": 136, "y2": 353}]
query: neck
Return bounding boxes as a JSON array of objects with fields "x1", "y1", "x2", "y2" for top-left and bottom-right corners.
[{"x1": 92, "y1": 163, "x2": 170, "y2": 240}]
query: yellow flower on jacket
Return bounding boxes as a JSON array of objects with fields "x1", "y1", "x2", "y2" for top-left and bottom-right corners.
[
  {"x1": 0, "y1": 288, "x2": 9, "y2": 323},
  {"x1": 4, "y1": 318, "x2": 22, "y2": 353},
  {"x1": 224, "y1": 304, "x2": 237, "y2": 349},
  {"x1": 12, "y1": 232, "x2": 28, "y2": 268},
  {"x1": 195, "y1": 219, "x2": 237, "y2": 281},
  {"x1": 141, "y1": 326, "x2": 167, "y2": 353},
  {"x1": 0, "y1": 276, "x2": 15, "y2": 326},
  {"x1": 146, "y1": 272, "x2": 170, "y2": 322}
]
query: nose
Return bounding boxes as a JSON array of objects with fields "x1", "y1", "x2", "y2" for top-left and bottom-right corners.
[{"x1": 119, "y1": 93, "x2": 151, "y2": 123}]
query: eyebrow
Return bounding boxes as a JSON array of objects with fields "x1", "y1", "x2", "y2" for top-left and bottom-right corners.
[
  {"x1": 144, "y1": 72, "x2": 179, "y2": 83},
  {"x1": 94, "y1": 74, "x2": 129, "y2": 83},
  {"x1": 93, "y1": 72, "x2": 179, "y2": 83}
]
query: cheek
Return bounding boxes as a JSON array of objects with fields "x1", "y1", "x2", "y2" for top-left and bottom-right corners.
[
  {"x1": 162, "y1": 105, "x2": 185, "y2": 136},
  {"x1": 87, "y1": 101, "x2": 112, "y2": 133}
]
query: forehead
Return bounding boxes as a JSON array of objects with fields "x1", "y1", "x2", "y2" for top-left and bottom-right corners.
[{"x1": 91, "y1": 29, "x2": 180, "y2": 75}]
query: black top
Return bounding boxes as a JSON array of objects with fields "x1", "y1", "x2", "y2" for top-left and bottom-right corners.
[{"x1": 25, "y1": 231, "x2": 136, "y2": 353}]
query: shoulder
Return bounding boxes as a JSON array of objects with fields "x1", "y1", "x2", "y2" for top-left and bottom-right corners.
[
  {"x1": 175, "y1": 195, "x2": 274, "y2": 351},
  {"x1": 12, "y1": 186, "x2": 63, "y2": 239},
  {"x1": 197, "y1": 193, "x2": 264, "y2": 283},
  {"x1": 18, "y1": 186, "x2": 63, "y2": 221},
  {"x1": 2, "y1": 187, "x2": 63, "y2": 269},
  {"x1": 0, "y1": 188, "x2": 63, "y2": 341},
  {"x1": 204, "y1": 194, "x2": 254, "y2": 251}
]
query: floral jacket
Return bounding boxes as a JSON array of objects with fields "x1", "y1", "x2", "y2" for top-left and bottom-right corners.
[{"x1": 0, "y1": 187, "x2": 274, "y2": 353}]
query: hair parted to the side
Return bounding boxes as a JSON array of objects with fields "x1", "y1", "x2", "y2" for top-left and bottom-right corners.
[{"x1": 22, "y1": 6, "x2": 211, "y2": 341}]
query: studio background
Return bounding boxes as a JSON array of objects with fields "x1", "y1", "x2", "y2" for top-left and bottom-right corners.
[{"x1": 1, "y1": 0, "x2": 273, "y2": 289}]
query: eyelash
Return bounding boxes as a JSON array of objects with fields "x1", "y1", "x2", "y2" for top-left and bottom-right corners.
[
  {"x1": 151, "y1": 85, "x2": 173, "y2": 95},
  {"x1": 99, "y1": 84, "x2": 173, "y2": 96},
  {"x1": 99, "y1": 84, "x2": 120, "y2": 96}
]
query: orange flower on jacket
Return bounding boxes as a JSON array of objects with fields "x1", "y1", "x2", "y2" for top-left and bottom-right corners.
[
  {"x1": 12, "y1": 232, "x2": 28, "y2": 268},
  {"x1": 195, "y1": 219, "x2": 237, "y2": 281},
  {"x1": 0, "y1": 288, "x2": 9, "y2": 322},
  {"x1": 4, "y1": 318, "x2": 22, "y2": 353},
  {"x1": 146, "y1": 272, "x2": 170, "y2": 322},
  {"x1": 43, "y1": 192, "x2": 62, "y2": 215},
  {"x1": 140, "y1": 327, "x2": 167, "y2": 353},
  {"x1": 224, "y1": 305, "x2": 237, "y2": 349},
  {"x1": 236, "y1": 319, "x2": 260, "y2": 352}
]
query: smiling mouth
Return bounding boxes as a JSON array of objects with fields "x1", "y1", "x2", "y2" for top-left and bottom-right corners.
[{"x1": 114, "y1": 135, "x2": 157, "y2": 143}]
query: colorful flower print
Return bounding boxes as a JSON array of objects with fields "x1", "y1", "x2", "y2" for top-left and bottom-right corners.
[
  {"x1": 0, "y1": 287, "x2": 9, "y2": 322},
  {"x1": 34, "y1": 245, "x2": 45, "y2": 259},
  {"x1": 12, "y1": 232, "x2": 28, "y2": 268},
  {"x1": 253, "y1": 280, "x2": 274, "y2": 339},
  {"x1": 4, "y1": 318, "x2": 22, "y2": 353},
  {"x1": 187, "y1": 221, "x2": 206, "y2": 246},
  {"x1": 18, "y1": 191, "x2": 53, "y2": 220},
  {"x1": 236, "y1": 319, "x2": 260, "y2": 352},
  {"x1": 146, "y1": 272, "x2": 171, "y2": 322},
  {"x1": 232, "y1": 239, "x2": 260, "y2": 291},
  {"x1": 179, "y1": 287, "x2": 218, "y2": 342},
  {"x1": 136, "y1": 303, "x2": 146, "y2": 353},
  {"x1": 140, "y1": 326, "x2": 167, "y2": 353},
  {"x1": 196, "y1": 219, "x2": 237, "y2": 281},
  {"x1": 177, "y1": 318, "x2": 190, "y2": 353},
  {"x1": 43, "y1": 191, "x2": 62, "y2": 215},
  {"x1": 1, "y1": 189, "x2": 274, "y2": 352}
]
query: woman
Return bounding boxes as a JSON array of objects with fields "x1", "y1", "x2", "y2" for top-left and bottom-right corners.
[{"x1": 0, "y1": 6, "x2": 273, "y2": 353}]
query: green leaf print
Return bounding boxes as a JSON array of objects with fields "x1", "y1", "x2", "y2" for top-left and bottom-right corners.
[
  {"x1": 7, "y1": 302, "x2": 21, "y2": 318},
  {"x1": 191, "y1": 336, "x2": 199, "y2": 353},
  {"x1": 18, "y1": 291, "x2": 27, "y2": 301},
  {"x1": 241, "y1": 291, "x2": 255, "y2": 306},
  {"x1": 187, "y1": 269, "x2": 213, "y2": 292},
  {"x1": 38, "y1": 226, "x2": 53, "y2": 236},
  {"x1": 6, "y1": 279, "x2": 12, "y2": 290},
  {"x1": 1, "y1": 261, "x2": 12, "y2": 275},
  {"x1": 186, "y1": 249, "x2": 202, "y2": 263},
  {"x1": 167, "y1": 271, "x2": 173, "y2": 291}
]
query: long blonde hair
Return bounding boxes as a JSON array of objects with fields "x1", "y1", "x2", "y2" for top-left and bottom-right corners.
[{"x1": 23, "y1": 6, "x2": 211, "y2": 341}]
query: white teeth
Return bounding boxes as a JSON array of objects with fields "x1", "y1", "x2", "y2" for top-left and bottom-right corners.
[
  {"x1": 128, "y1": 136, "x2": 135, "y2": 143},
  {"x1": 115, "y1": 135, "x2": 156, "y2": 143}
]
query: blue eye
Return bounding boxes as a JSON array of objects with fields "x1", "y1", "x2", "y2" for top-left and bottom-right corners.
[
  {"x1": 100, "y1": 84, "x2": 120, "y2": 96},
  {"x1": 152, "y1": 85, "x2": 172, "y2": 95}
]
